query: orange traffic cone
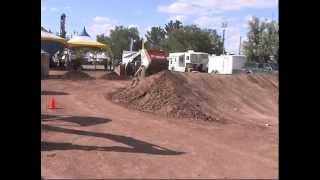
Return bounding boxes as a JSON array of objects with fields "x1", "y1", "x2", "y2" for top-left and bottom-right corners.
[{"x1": 48, "y1": 97, "x2": 56, "y2": 109}]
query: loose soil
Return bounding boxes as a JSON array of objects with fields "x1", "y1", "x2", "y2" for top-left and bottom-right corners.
[
  {"x1": 112, "y1": 70, "x2": 278, "y2": 124},
  {"x1": 63, "y1": 71, "x2": 95, "y2": 80},
  {"x1": 100, "y1": 71, "x2": 129, "y2": 80},
  {"x1": 41, "y1": 70, "x2": 278, "y2": 179}
]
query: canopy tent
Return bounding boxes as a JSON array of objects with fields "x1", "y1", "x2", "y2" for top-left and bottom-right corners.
[
  {"x1": 41, "y1": 30, "x2": 66, "y2": 44},
  {"x1": 41, "y1": 30, "x2": 66, "y2": 56},
  {"x1": 67, "y1": 27, "x2": 106, "y2": 49}
]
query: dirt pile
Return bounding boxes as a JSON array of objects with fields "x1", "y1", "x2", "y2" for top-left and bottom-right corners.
[
  {"x1": 63, "y1": 71, "x2": 95, "y2": 80},
  {"x1": 100, "y1": 72, "x2": 129, "y2": 80},
  {"x1": 112, "y1": 70, "x2": 214, "y2": 120},
  {"x1": 112, "y1": 70, "x2": 278, "y2": 123}
]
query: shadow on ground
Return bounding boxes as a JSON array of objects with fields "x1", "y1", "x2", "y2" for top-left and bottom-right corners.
[
  {"x1": 41, "y1": 124, "x2": 184, "y2": 155},
  {"x1": 43, "y1": 75, "x2": 65, "y2": 80},
  {"x1": 41, "y1": 91, "x2": 69, "y2": 95},
  {"x1": 41, "y1": 114, "x2": 111, "y2": 127}
]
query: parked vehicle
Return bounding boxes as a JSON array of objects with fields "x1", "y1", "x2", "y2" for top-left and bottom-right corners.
[
  {"x1": 269, "y1": 63, "x2": 278, "y2": 71},
  {"x1": 241, "y1": 62, "x2": 277, "y2": 74},
  {"x1": 241, "y1": 62, "x2": 258, "y2": 73},
  {"x1": 168, "y1": 50, "x2": 209, "y2": 72},
  {"x1": 116, "y1": 48, "x2": 169, "y2": 79}
]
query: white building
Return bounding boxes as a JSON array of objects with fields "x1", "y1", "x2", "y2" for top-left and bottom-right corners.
[
  {"x1": 208, "y1": 55, "x2": 246, "y2": 74},
  {"x1": 168, "y1": 50, "x2": 209, "y2": 72}
]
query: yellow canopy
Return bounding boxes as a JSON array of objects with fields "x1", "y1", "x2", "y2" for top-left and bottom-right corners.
[
  {"x1": 41, "y1": 31, "x2": 66, "y2": 44},
  {"x1": 67, "y1": 36, "x2": 107, "y2": 48}
]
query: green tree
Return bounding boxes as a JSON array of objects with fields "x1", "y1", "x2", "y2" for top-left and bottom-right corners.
[
  {"x1": 96, "y1": 34, "x2": 113, "y2": 58},
  {"x1": 161, "y1": 23, "x2": 223, "y2": 54},
  {"x1": 267, "y1": 21, "x2": 279, "y2": 63},
  {"x1": 96, "y1": 26, "x2": 140, "y2": 64},
  {"x1": 96, "y1": 34, "x2": 114, "y2": 69},
  {"x1": 146, "y1": 26, "x2": 166, "y2": 48},
  {"x1": 243, "y1": 17, "x2": 279, "y2": 63},
  {"x1": 244, "y1": 16, "x2": 261, "y2": 62},
  {"x1": 165, "y1": 20, "x2": 183, "y2": 33},
  {"x1": 206, "y1": 29, "x2": 224, "y2": 55},
  {"x1": 71, "y1": 48, "x2": 85, "y2": 70}
]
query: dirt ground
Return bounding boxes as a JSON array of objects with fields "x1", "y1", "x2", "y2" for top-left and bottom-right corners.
[{"x1": 41, "y1": 70, "x2": 278, "y2": 179}]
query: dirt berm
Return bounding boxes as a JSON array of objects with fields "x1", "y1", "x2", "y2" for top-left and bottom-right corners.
[
  {"x1": 112, "y1": 70, "x2": 278, "y2": 123},
  {"x1": 63, "y1": 71, "x2": 95, "y2": 80},
  {"x1": 100, "y1": 72, "x2": 129, "y2": 80}
]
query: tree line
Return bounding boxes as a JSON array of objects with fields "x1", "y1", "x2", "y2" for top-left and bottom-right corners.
[{"x1": 96, "y1": 17, "x2": 278, "y2": 65}]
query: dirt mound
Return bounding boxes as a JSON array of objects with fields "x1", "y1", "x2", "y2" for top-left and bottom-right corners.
[
  {"x1": 112, "y1": 70, "x2": 214, "y2": 121},
  {"x1": 100, "y1": 72, "x2": 129, "y2": 80},
  {"x1": 112, "y1": 70, "x2": 278, "y2": 123},
  {"x1": 63, "y1": 71, "x2": 95, "y2": 80}
]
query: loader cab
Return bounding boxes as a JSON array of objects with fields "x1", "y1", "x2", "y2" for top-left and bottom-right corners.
[{"x1": 126, "y1": 54, "x2": 142, "y2": 76}]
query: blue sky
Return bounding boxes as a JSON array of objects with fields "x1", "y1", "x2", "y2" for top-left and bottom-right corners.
[{"x1": 41, "y1": 0, "x2": 278, "y2": 53}]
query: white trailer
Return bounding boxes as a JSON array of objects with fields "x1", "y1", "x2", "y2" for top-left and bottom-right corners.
[
  {"x1": 168, "y1": 50, "x2": 209, "y2": 72},
  {"x1": 208, "y1": 55, "x2": 246, "y2": 74}
]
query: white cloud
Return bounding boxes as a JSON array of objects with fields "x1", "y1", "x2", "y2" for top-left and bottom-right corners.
[
  {"x1": 245, "y1": 15, "x2": 254, "y2": 22},
  {"x1": 224, "y1": 26, "x2": 244, "y2": 53},
  {"x1": 194, "y1": 16, "x2": 224, "y2": 28},
  {"x1": 89, "y1": 23, "x2": 116, "y2": 37},
  {"x1": 49, "y1": 7, "x2": 59, "y2": 12},
  {"x1": 168, "y1": 15, "x2": 187, "y2": 22},
  {"x1": 192, "y1": 15, "x2": 245, "y2": 53},
  {"x1": 158, "y1": 2, "x2": 205, "y2": 15},
  {"x1": 89, "y1": 16, "x2": 118, "y2": 38},
  {"x1": 44, "y1": 6, "x2": 70, "y2": 13},
  {"x1": 128, "y1": 24, "x2": 139, "y2": 29},
  {"x1": 141, "y1": 26, "x2": 152, "y2": 38},
  {"x1": 145, "y1": 26, "x2": 153, "y2": 32},
  {"x1": 93, "y1": 16, "x2": 116, "y2": 24},
  {"x1": 158, "y1": 0, "x2": 277, "y2": 15}
]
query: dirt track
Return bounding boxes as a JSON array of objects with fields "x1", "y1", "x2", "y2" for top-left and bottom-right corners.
[{"x1": 41, "y1": 70, "x2": 278, "y2": 179}]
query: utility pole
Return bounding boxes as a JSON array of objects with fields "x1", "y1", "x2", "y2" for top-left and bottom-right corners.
[
  {"x1": 239, "y1": 36, "x2": 242, "y2": 55},
  {"x1": 129, "y1": 38, "x2": 133, "y2": 51},
  {"x1": 221, "y1": 22, "x2": 228, "y2": 55},
  {"x1": 142, "y1": 38, "x2": 145, "y2": 49}
]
